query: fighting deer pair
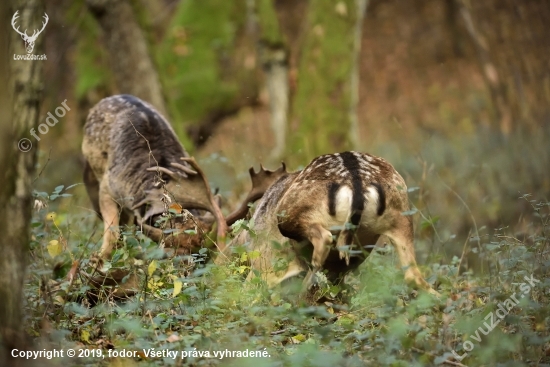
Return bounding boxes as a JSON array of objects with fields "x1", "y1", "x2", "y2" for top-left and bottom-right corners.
[{"x1": 82, "y1": 95, "x2": 437, "y2": 295}]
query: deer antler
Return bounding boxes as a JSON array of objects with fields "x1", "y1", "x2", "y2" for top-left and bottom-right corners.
[
  {"x1": 31, "y1": 13, "x2": 49, "y2": 40},
  {"x1": 11, "y1": 11, "x2": 26, "y2": 37},
  {"x1": 180, "y1": 157, "x2": 228, "y2": 249},
  {"x1": 226, "y1": 162, "x2": 288, "y2": 226},
  {"x1": 11, "y1": 11, "x2": 48, "y2": 39}
]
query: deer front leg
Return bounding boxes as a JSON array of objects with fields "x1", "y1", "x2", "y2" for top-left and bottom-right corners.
[
  {"x1": 303, "y1": 223, "x2": 333, "y2": 289},
  {"x1": 98, "y1": 182, "x2": 120, "y2": 259}
]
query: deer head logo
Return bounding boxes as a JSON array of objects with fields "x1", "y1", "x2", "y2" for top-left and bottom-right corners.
[{"x1": 11, "y1": 11, "x2": 48, "y2": 54}]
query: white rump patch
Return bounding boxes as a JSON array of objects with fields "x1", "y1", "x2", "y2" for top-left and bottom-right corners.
[
  {"x1": 335, "y1": 185, "x2": 353, "y2": 221},
  {"x1": 364, "y1": 185, "x2": 381, "y2": 216}
]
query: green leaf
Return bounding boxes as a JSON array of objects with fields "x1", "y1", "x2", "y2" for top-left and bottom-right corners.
[{"x1": 52, "y1": 185, "x2": 64, "y2": 195}]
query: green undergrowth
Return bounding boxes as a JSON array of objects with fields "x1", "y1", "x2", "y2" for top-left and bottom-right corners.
[{"x1": 24, "y1": 185, "x2": 550, "y2": 366}]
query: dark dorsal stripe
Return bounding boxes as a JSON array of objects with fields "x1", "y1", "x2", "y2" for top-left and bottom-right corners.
[
  {"x1": 327, "y1": 182, "x2": 340, "y2": 216},
  {"x1": 339, "y1": 152, "x2": 364, "y2": 226},
  {"x1": 371, "y1": 182, "x2": 386, "y2": 216}
]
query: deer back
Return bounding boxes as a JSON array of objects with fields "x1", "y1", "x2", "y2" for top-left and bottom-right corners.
[
  {"x1": 276, "y1": 151, "x2": 410, "y2": 242},
  {"x1": 83, "y1": 94, "x2": 187, "y2": 207}
]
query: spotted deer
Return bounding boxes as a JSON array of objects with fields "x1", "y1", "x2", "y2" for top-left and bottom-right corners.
[
  {"x1": 82, "y1": 95, "x2": 227, "y2": 259},
  {"x1": 221, "y1": 151, "x2": 438, "y2": 295}
]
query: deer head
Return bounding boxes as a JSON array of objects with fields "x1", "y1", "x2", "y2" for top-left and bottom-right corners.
[
  {"x1": 135, "y1": 157, "x2": 228, "y2": 250},
  {"x1": 12, "y1": 11, "x2": 48, "y2": 54},
  {"x1": 225, "y1": 162, "x2": 288, "y2": 225},
  {"x1": 140, "y1": 196, "x2": 220, "y2": 255},
  {"x1": 139, "y1": 161, "x2": 288, "y2": 256}
]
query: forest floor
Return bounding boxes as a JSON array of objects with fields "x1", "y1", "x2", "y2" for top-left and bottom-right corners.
[{"x1": 23, "y1": 178, "x2": 550, "y2": 366}]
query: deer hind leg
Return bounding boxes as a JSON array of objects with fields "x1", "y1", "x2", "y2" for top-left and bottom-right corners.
[
  {"x1": 302, "y1": 223, "x2": 333, "y2": 289},
  {"x1": 308, "y1": 223, "x2": 333, "y2": 269},
  {"x1": 386, "y1": 218, "x2": 439, "y2": 295},
  {"x1": 335, "y1": 225, "x2": 357, "y2": 266},
  {"x1": 98, "y1": 181, "x2": 120, "y2": 259}
]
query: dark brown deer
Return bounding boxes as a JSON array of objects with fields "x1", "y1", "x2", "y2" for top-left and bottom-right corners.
[
  {"x1": 82, "y1": 95, "x2": 227, "y2": 259},
  {"x1": 221, "y1": 151, "x2": 438, "y2": 295}
]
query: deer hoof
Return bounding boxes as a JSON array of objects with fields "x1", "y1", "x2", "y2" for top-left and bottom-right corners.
[
  {"x1": 302, "y1": 270, "x2": 316, "y2": 290},
  {"x1": 339, "y1": 250, "x2": 350, "y2": 266}
]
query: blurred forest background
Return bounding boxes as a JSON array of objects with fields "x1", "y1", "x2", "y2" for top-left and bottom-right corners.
[
  {"x1": 31, "y1": 0, "x2": 550, "y2": 260},
  {"x1": 2, "y1": 0, "x2": 550, "y2": 365}
]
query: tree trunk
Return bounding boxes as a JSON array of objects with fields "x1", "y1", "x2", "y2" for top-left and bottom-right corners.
[
  {"x1": 86, "y1": 0, "x2": 167, "y2": 116},
  {"x1": 0, "y1": 0, "x2": 43, "y2": 365},
  {"x1": 261, "y1": 41, "x2": 289, "y2": 160},
  {"x1": 257, "y1": 0, "x2": 290, "y2": 160},
  {"x1": 288, "y1": 0, "x2": 359, "y2": 162},
  {"x1": 348, "y1": 0, "x2": 368, "y2": 149},
  {"x1": 456, "y1": 0, "x2": 512, "y2": 136}
]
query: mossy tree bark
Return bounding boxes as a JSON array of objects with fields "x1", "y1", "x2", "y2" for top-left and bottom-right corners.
[
  {"x1": 86, "y1": 0, "x2": 167, "y2": 116},
  {"x1": 0, "y1": 0, "x2": 43, "y2": 365},
  {"x1": 288, "y1": 0, "x2": 362, "y2": 163},
  {"x1": 158, "y1": 0, "x2": 258, "y2": 148}
]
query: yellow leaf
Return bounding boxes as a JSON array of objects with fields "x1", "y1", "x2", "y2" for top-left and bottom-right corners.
[
  {"x1": 240, "y1": 252, "x2": 248, "y2": 262},
  {"x1": 148, "y1": 260, "x2": 157, "y2": 277},
  {"x1": 169, "y1": 203, "x2": 183, "y2": 213},
  {"x1": 81, "y1": 329, "x2": 90, "y2": 343},
  {"x1": 47, "y1": 240, "x2": 62, "y2": 258},
  {"x1": 248, "y1": 250, "x2": 261, "y2": 260},
  {"x1": 173, "y1": 280, "x2": 183, "y2": 297},
  {"x1": 148, "y1": 278, "x2": 162, "y2": 291},
  {"x1": 291, "y1": 334, "x2": 306, "y2": 343},
  {"x1": 46, "y1": 212, "x2": 56, "y2": 221}
]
